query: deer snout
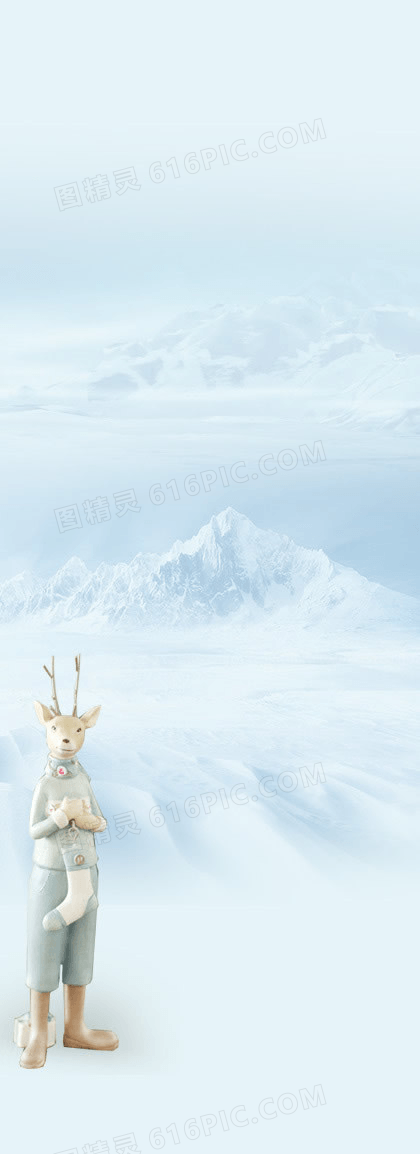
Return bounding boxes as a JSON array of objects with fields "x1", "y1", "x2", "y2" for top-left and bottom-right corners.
[{"x1": 62, "y1": 738, "x2": 70, "y2": 744}]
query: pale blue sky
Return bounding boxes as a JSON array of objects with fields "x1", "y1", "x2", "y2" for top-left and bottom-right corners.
[
  {"x1": 0, "y1": 0, "x2": 419, "y2": 594},
  {"x1": 1, "y1": 0, "x2": 420, "y2": 353}
]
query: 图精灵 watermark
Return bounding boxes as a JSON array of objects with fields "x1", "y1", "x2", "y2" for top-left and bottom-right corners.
[
  {"x1": 54, "y1": 1082, "x2": 326, "y2": 1152},
  {"x1": 53, "y1": 118, "x2": 326, "y2": 210},
  {"x1": 94, "y1": 763, "x2": 327, "y2": 848},
  {"x1": 54, "y1": 440, "x2": 326, "y2": 532}
]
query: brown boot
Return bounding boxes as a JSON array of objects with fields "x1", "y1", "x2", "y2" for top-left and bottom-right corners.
[
  {"x1": 20, "y1": 991, "x2": 50, "y2": 1069},
  {"x1": 63, "y1": 984, "x2": 119, "y2": 1051}
]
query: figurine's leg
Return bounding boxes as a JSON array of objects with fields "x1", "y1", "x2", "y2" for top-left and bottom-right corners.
[
  {"x1": 63, "y1": 984, "x2": 119, "y2": 1050},
  {"x1": 19, "y1": 990, "x2": 50, "y2": 1069}
]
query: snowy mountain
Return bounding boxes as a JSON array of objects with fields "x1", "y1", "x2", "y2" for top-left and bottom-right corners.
[
  {"x1": 0, "y1": 509, "x2": 418, "y2": 631},
  {"x1": 4, "y1": 289, "x2": 419, "y2": 432},
  {"x1": 80, "y1": 295, "x2": 420, "y2": 431}
]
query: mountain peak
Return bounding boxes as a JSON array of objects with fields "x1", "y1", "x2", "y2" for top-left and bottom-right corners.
[
  {"x1": 167, "y1": 508, "x2": 270, "y2": 564},
  {"x1": 0, "y1": 511, "x2": 418, "y2": 631},
  {"x1": 210, "y1": 507, "x2": 250, "y2": 532},
  {"x1": 56, "y1": 556, "x2": 89, "y2": 577}
]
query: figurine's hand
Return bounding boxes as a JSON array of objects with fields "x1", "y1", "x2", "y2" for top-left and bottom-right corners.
[
  {"x1": 75, "y1": 811, "x2": 104, "y2": 831},
  {"x1": 59, "y1": 797, "x2": 86, "y2": 822}
]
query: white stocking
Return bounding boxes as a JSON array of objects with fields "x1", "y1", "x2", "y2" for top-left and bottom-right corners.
[{"x1": 43, "y1": 869, "x2": 98, "y2": 932}]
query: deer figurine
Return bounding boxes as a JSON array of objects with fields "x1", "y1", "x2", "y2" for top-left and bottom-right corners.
[{"x1": 19, "y1": 656, "x2": 118, "y2": 1069}]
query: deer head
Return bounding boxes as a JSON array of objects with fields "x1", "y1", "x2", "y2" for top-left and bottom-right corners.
[{"x1": 34, "y1": 655, "x2": 101, "y2": 759}]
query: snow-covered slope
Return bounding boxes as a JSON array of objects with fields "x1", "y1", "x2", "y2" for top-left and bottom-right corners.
[
  {"x1": 5, "y1": 291, "x2": 419, "y2": 432},
  {"x1": 1, "y1": 509, "x2": 418, "y2": 631},
  {"x1": 80, "y1": 296, "x2": 420, "y2": 431}
]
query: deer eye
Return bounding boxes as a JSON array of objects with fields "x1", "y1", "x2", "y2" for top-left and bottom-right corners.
[
  {"x1": 52, "y1": 725, "x2": 56, "y2": 731},
  {"x1": 77, "y1": 727, "x2": 82, "y2": 732}
]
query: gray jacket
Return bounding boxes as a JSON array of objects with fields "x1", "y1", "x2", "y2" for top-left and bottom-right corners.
[{"x1": 29, "y1": 756, "x2": 106, "y2": 871}]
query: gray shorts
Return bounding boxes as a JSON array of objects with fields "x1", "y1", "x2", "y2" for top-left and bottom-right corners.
[{"x1": 26, "y1": 863, "x2": 99, "y2": 993}]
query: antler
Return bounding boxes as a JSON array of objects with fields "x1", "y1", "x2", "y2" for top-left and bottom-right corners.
[
  {"x1": 43, "y1": 656, "x2": 61, "y2": 716},
  {"x1": 72, "y1": 654, "x2": 81, "y2": 716}
]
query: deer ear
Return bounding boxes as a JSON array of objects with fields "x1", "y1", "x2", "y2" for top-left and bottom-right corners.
[
  {"x1": 80, "y1": 705, "x2": 101, "y2": 729},
  {"x1": 34, "y1": 701, "x2": 55, "y2": 724}
]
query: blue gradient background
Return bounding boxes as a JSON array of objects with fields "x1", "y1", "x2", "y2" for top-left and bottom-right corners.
[{"x1": 0, "y1": 2, "x2": 419, "y2": 1151}]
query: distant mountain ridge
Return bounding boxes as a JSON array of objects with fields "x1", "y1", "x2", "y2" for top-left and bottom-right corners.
[
  {"x1": 81, "y1": 295, "x2": 420, "y2": 431},
  {"x1": 0, "y1": 509, "x2": 418, "y2": 631}
]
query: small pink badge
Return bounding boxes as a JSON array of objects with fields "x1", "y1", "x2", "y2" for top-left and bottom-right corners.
[{"x1": 57, "y1": 766, "x2": 67, "y2": 775}]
